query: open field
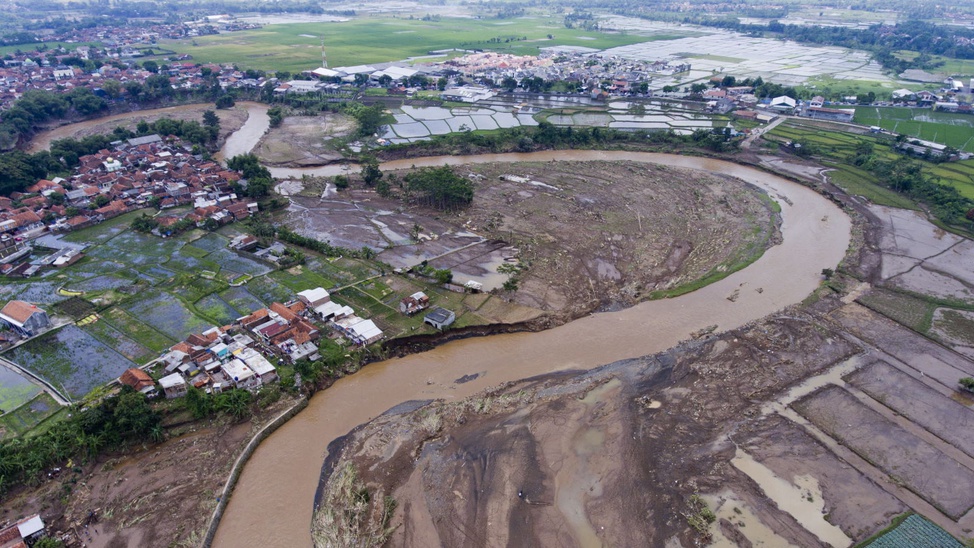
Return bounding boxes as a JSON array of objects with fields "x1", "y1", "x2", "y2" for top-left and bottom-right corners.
[
  {"x1": 281, "y1": 159, "x2": 777, "y2": 321},
  {"x1": 854, "y1": 107, "x2": 974, "y2": 153},
  {"x1": 601, "y1": 16, "x2": 892, "y2": 91},
  {"x1": 0, "y1": 393, "x2": 62, "y2": 439},
  {"x1": 160, "y1": 16, "x2": 661, "y2": 73},
  {"x1": 5, "y1": 325, "x2": 137, "y2": 401},
  {"x1": 767, "y1": 119, "x2": 974, "y2": 201}
]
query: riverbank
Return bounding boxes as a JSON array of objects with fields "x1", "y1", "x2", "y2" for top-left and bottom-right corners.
[{"x1": 212, "y1": 153, "x2": 852, "y2": 548}]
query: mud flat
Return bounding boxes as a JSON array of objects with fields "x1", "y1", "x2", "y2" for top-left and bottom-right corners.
[
  {"x1": 311, "y1": 311, "x2": 864, "y2": 548},
  {"x1": 846, "y1": 360, "x2": 974, "y2": 459},
  {"x1": 279, "y1": 159, "x2": 777, "y2": 317},
  {"x1": 794, "y1": 385, "x2": 974, "y2": 520},
  {"x1": 251, "y1": 114, "x2": 355, "y2": 166},
  {"x1": 213, "y1": 153, "x2": 851, "y2": 548},
  {"x1": 740, "y1": 414, "x2": 907, "y2": 542}
]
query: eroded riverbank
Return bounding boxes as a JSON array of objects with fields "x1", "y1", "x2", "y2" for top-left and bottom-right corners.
[{"x1": 213, "y1": 152, "x2": 851, "y2": 548}]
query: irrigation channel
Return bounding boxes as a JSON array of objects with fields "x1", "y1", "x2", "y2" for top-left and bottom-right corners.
[{"x1": 205, "y1": 104, "x2": 852, "y2": 547}]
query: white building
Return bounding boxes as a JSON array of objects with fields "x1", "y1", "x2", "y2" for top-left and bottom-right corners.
[
  {"x1": 221, "y1": 358, "x2": 260, "y2": 390},
  {"x1": 159, "y1": 373, "x2": 187, "y2": 399}
]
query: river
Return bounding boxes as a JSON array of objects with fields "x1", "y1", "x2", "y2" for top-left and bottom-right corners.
[
  {"x1": 31, "y1": 105, "x2": 852, "y2": 547},
  {"x1": 212, "y1": 107, "x2": 852, "y2": 548}
]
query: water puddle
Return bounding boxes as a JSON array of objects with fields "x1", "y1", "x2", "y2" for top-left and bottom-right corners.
[
  {"x1": 703, "y1": 491, "x2": 797, "y2": 547},
  {"x1": 731, "y1": 448, "x2": 851, "y2": 547},
  {"x1": 761, "y1": 355, "x2": 863, "y2": 416}
]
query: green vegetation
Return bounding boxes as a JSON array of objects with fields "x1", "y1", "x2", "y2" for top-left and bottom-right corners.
[
  {"x1": 0, "y1": 393, "x2": 62, "y2": 439},
  {"x1": 684, "y1": 494, "x2": 717, "y2": 535},
  {"x1": 855, "y1": 513, "x2": 963, "y2": 547},
  {"x1": 858, "y1": 288, "x2": 937, "y2": 333},
  {"x1": 765, "y1": 120, "x2": 974, "y2": 229},
  {"x1": 854, "y1": 107, "x2": 974, "y2": 153},
  {"x1": 402, "y1": 165, "x2": 474, "y2": 211},
  {"x1": 0, "y1": 387, "x2": 162, "y2": 495},
  {"x1": 161, "y1": 17, "x2": 662, "y2": 73}
]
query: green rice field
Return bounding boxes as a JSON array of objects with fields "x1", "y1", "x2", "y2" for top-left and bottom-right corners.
[
  {"x1": 767, "y1": 120, "x2": 974, "y2": 202},
  {"x1": 853, "y1": 107, "x2": 974, "y2": 153},
  {"x1": 160, "y1": 16, "x2": 672, "y2": 73}
]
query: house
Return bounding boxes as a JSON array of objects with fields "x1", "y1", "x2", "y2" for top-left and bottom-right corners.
[
  {"x1": 119, "y1": 368, "x2": 155, "y2": 394},
  {"x1": 424, "y1": 307, "x2": 456, "y2": 330},
  {"x1": 333, "y1": 316, "x2": 384, "y2": 345},
  {"x1": 0, "y1": 301, "x2": 50, "y2": 337},
  {"x1": 159, "y1": 373, "x2": 187, "y2": 399},
  {"x1": 236, "y1": 347, "x2": 277, "y2": 384},
  {"x1": 297, "y1": 287, "x2": 331, "y2": 309},
  {"x1": 229, "y1": 234, "x2": 258, "y2": 251},
  {"x1": 0, "y1": 514, "x2": 45, "y2": 547},
  {"x1": 809, "y1": 95, "x2": 825, "y2": 108},
  {"x1": 221, "y1": 358, "x2": 260, "y2": 390},
  {"x1": 768, "y1": 95, "x2": 797, "y2": 112},
  {"x1": 399, "y1": 291, "x2": 429, "y2": 315}
]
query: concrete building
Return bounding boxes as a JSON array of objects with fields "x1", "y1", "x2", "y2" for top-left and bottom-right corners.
[
  {"x1": 159, "y1": 373, "x2": 187, "y2": 399},
  {"x1": 424, "y1": 307, "x2": 456, "y2": 330}
]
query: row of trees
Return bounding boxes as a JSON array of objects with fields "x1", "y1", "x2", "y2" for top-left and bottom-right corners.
[
  {"x1": 0, "y1": 388, "x2": 161, "y2": 495},
  {"x1": 0, "y1": 88, "x2": 107, "y2": 150},
  {"x1": 844, "y1": 140, "x2": 974, "y2": 226}
]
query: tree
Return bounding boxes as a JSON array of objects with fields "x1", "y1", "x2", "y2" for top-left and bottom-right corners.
[
  {"x1": 961, "y1": 377, "x2": 974, "y2": 392},
  {"x1": 131, "y1": 214, "x2": 158, "y2": 233},
  {"x1": 334, "y1": 175, "x2": 349, "y2": 190},
  {"x1": 360, "y1": 157, "x2": 382, "y2": 187},
  {"x1": 403, "y1": 165, "x2": 474, "y2": 211},
  {"x1": 184, "y1": 386, "x2": 213, "y2": 419},
  {"x1": 202, "y1": 109, "x2": 220, "y2": 129},
  {"x1": 215, "y1": 95, "x2": 235, "y2": 109},
  {"x1": 434, "y1": 268, "x2": 453, "y2": 285},
  {"x1": 142, "y1": 60, "x2": 159, "y2": 73},
  {"x1": 101, "y1": 79, "x2": 121, "y2": 99}
]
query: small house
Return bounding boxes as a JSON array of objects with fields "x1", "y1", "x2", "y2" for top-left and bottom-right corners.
[
  {"x1": 0, "y1": 514, "x2": 45, "y2": 546},
  {"x1": 119, "y1": 368, "x2": 156, "y2": 394},
  {"x1": 221, "y1": 358, "x2": 260, "y2": 390},
  {"x1": 159, "y1": 373, "x2": 187, "y2": 399},
  {"x1": 424, "y1": 307, "x2": 456, "y2": 330},
  {"x1": 0, "y1": 300, "x2": 50, "y2": 337},
  {"x1": 399, "y1": 291, "x2": 429, "y2": 315}
]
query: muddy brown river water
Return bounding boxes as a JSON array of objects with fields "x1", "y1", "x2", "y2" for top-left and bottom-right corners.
[
  {"x1": 216, "y1": 136, "x2": 852, "y2": 546},
  {"x1": 32, "y1": 106, "x2": 853, "y2": 547}
]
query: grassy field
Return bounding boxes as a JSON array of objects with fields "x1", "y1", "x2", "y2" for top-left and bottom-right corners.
[
  {"x1": 800, "y1": 75, "x2": 902, "y2": 101},
  {"x1": 766, "y1": 119, "x2": 974, "y2": 202},
  {"x1": 0, "y1": 393, "x2": 63, "y2": 440},
  {"x1": 160, "y1": 16, "x2": 668, "y2": 73},
  {"x1": 853, "y1": 107, "x2": 974, "y2": 153}
]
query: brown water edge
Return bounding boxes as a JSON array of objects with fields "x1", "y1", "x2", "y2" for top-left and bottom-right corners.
[
  {"x1": 25, "y1": 101, "x2": 268, "y2": 154},
  {"x1": 213, "y1": 151, "x2": 852, "y2": 548}
]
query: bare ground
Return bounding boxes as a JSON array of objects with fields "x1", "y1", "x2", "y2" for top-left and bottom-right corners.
[
  {"x1": 281, "y1": 160, "x2": 778, "y2": 323},
  {"x1": 253, "y1": 114, "x2": 356, "y2": 166},
  {"x1": 314, "y1": 166, "x2": 974, "y2": 547},
  {"x1": 0, "y1": 395, "x2": 301, "y2": 548},
  {"x1": 27, "y1": 103, "x2": 250, "y2": 152}
]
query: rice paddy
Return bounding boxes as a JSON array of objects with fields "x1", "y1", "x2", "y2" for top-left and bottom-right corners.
[
  {"x1": 854, "y1": 107, "x2": 974, "y2": 153},
  {"x1": 160, "y1": 16, "x2": 662, "y2": 73}
]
